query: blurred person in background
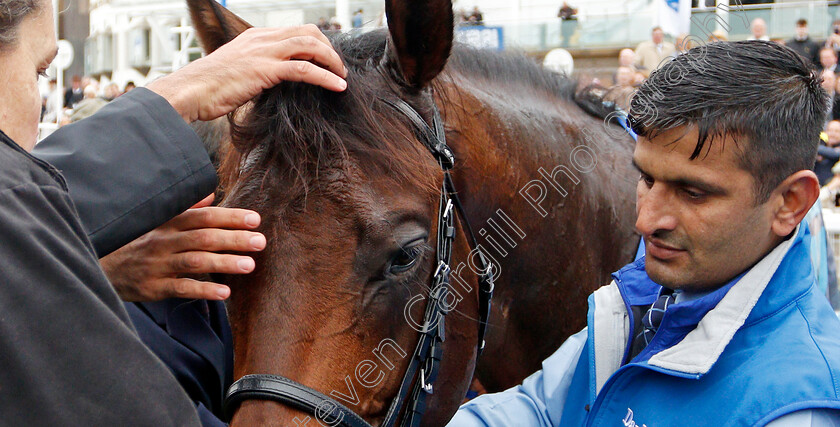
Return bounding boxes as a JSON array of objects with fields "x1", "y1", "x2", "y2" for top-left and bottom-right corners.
[
  {"x1": 69, "y1": 84, "x2": 107, "y2": 122},
  {"x1": 123, "y1": 80, "x2": 135, "y2": 94},
  {"x1": 708, "y1": 29, "x2": 728, "y2": 42},
  {"x1": 352, "y1": 8, "x2": 363, "y2": 28},
  {"x1": 40, "y1": 77, "x2": 58, "y2": 122},
  {"x1": 103, "y1": 82, "x2": 120, "y2": 101},
  {"x1": 469, "y1": 6, "x2": 484, "y2": 25},
  {"x1": 618, "y1": 48, "x2": 636, "y2": 70},
  {"x1": 557, "y1": 2, "x2": 577, "y2": 48},
  {"x1": 634, "y1": 27, "x2": 675, "y2": 77},
  {"x1": 605, "y1": 66, "x2": 636, "y2": 111},
  {"x1": 821, "y1": 47, "x2": 840, "y2": 74},
  {"x1": 787, "y1": 18, "x2": 821, "y2": 67},
  {"x1": 63, "y1": 74, "x2": 82, "y2": 108},
  {"x1": 747, "y1": 18, "x2": 769, "y2": 41},
  {"x1": 633, "y1": 70, "x2": 646, "y2": 86},
  {"x1": 815, "y1": 120, "x2": 840, "y2": 186},
  {"x1": 822, "y1": 70, "x2": 840, "y2": 123},
  {"x1": 674, "y1": 33, "x2": 693, "y2": 53},
  {"x1": 826, "y1": 19, "x2": 840, "y2": 55}
]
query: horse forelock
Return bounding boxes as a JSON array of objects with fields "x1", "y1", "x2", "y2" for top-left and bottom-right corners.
[{"x1": 220, "y1": 29, "x2": 440, "y2": 207}]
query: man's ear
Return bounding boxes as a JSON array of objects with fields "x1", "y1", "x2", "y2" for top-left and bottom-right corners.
[{"x1": 770, "y1": 170, "x2": 820, "y2": 237}]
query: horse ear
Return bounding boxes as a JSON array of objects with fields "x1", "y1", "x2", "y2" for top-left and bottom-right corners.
[
  {"x1": 187, "y1": 0, "x2": 252, "y2": 54},
  {"x1": 382, "y1": 0, "x2": 454, "y2": 90}
]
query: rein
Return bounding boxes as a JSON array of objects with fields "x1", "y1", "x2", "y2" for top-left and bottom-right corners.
[{"x1": 223, "y1": 95, "x2": 495, "y2": 427}]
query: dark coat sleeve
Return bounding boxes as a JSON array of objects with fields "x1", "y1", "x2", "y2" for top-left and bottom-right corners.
[
  {"x1": 0, "y1": 180, "x2": 200, "y2": 426},
  {"x1": 33, "y1": 88, "x2": 218, "y2": 257},
  {"x1": 127, "y1": 300, "x2": 234, "y2": 427},
  {"x1": 33, "y1": 89, "x2": 234, "y2": 424},
  {"x1": 818, "y1": 145, "x2": 840, "y2": 161}
]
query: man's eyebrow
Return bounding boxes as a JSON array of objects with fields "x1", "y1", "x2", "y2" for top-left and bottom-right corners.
[
  {"x1": 632, "y1": 158, "x2": 726, "y2": 194},
  {"x1": 631, "y1": 158, "x2": 645, "y2": 174},
  {"x1": 672, "y1": 178, "x2": 727, "y2": 194}
]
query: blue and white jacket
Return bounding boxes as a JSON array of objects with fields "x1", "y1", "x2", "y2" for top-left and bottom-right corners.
[{"x1": 450, "y1": 224, "x2": 840, "y2": 426}]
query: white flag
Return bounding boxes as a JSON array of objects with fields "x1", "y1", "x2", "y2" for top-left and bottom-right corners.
[{"x1": 657, "y1": 0, "x2": 692, "y2": 36}]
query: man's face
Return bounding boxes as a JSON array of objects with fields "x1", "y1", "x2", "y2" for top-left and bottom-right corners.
[
  {"x1": 634, "y1": 127, "x2": 779, "y2": 291},
  {"x1": 616, "y1": 67, "x2": 634, "y2": 87},
  {"x1": 827, "y1": 121, "x2": 840, "y2": 146},
  {"x1": 619, "y1": 49, "x2": 635, "y2": 66},
  {"x1": 751, "y1": 20, "x2": 766, "y2": 38},
  {"x1": 652, "y1": 29, "x2": 664, "y2": 44},
  {"x1": 796, "y1": 24, "x2": 809, "y2": 39},
  {"x1": 822, "y1": 71, "x2": 836, "y2": 93},
  {"x1": 821, "y1": 49, "x2": 837, "y2": 68},
  {"x1": 0, "y1": 1, "x2": 56, "y2": 151}
]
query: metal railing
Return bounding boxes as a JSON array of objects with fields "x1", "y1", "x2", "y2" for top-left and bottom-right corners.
[{"x1": 488, "y1": 1, "x2": 840, "y2": 52}]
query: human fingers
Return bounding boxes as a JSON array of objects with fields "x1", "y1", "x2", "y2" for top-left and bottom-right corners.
[
  {"x1": 170, "y1": 251, "x2": 257, "y2": 275},
  {"x1": 168, "y1": 206, "x2": 262, "y2": 231},
  {"x1": 271, "y1": 60, "x2": 348, "y2": 92},
  {"x1": 191, "y1": 193, "x2": 215, "y2": 209},
  {"x1": 145, "y1": 277, "x2": 231, "y2": 301},
  {"x1": 166, "y1": 228, "x2": 266, "y2": 253},
  {"x1": 246, "y1": 26, "x2": 343, "y2": 75},
  {"x1": 268, "y1": 35, "x2": 347, "y2": 81}
]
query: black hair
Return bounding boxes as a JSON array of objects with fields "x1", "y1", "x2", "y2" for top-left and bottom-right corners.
[{"x1": 629, "y1": 40, "x2": 828, "y2": 203}]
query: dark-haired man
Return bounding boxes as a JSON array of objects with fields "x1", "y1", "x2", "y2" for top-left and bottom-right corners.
[
  {"x1": 449, "y1": 41, "x2": 840, "y2": 425},
  {"x1": 788, "y1": 18, "x2": 821, "y2": 67}
]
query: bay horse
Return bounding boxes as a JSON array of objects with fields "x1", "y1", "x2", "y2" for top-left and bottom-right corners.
[{"x1": 187, "y1": 0, "x2": 639, "y2": 424}]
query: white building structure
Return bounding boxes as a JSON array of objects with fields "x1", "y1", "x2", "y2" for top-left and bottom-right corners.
[
  {"x1": 86, "y1": 0, "x2": 384, "y2": 86},
  {"x1": 86, "y1": 0, "x2": 840, "y2": 87}
]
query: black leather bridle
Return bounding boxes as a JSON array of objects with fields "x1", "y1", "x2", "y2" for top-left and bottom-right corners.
[{"x1": 223, "y1": 95, "x2": 496, "y2": 427}]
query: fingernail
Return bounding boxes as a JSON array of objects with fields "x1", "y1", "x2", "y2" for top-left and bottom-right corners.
[
  {"x1": 250, "y1": 234, "x2": 266, "y2": 249},
  {"x1": 216, "y1": 286, "x2": 231, "y2": 299},
  {"x1": 338, "y1": 79, "x2": 347, "y2": 90},
  {"x1": 245, "y1": 213, "x2": 260, "y2": 227},
  {"x1": 237, "y1": 258, "x2": 255, "y2": 272}
]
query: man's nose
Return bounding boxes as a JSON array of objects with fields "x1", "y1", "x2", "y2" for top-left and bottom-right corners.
[{"x1": 636, "y1": 185, "x2": 678, "y2": 236}]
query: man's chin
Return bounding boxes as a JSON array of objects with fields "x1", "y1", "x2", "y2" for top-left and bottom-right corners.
[{"x1": 644, "y1": 259, "x2": 685, "y2": 289}]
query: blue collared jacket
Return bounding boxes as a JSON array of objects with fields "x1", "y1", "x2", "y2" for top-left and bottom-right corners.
[{"x1": 451, "y1": 224, "x2": 840, "y2": 426}]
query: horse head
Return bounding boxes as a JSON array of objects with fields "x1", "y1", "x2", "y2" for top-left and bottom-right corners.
[{"x1": 187, "y1": 0, "x2": 483, "y2": 425}]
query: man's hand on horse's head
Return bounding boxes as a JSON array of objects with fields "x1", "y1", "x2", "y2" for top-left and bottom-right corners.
[
  {"x1": 100, "y1": 194, "x2": 267, "y2": 302},
  {"x1": 147, "y1": 25, "x2": 349, "y2": 123}
]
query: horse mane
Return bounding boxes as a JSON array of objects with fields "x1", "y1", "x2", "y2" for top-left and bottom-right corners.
[
  {"x1": 219, "y1": 29, "x2": 620, "y2": 199},
  {"x1": 221, "y1": 29, "x2": 435, "y2": 200},
  {"x1": 444, "y1": 44, "x2": 625, "y2": 124}
]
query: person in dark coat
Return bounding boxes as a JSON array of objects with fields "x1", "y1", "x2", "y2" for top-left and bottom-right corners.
[
  {"x1": 98, "y1": 193, "x2": 247, "y2": 426},
  {"x1": 63, "y1": 74, "x2": 83, "y2": 107},
  {"x1": 787, "y1": 19, "x2": 821, "y2": 67},
  {"x1": 0, "y1": 0, "x2": 348, "y2": 424},
  {"x1": 815, "y1": 120, "x2": 840, "y2": 186}
]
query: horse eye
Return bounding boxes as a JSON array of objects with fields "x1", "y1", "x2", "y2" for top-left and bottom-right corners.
[{"x1": 389, "y1": 245, "x2": 423, "y2": 274}]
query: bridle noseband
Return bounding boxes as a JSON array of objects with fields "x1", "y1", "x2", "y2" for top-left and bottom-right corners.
[{"x1": 223, "y1": 95, "x2": 496, "y2": 427}]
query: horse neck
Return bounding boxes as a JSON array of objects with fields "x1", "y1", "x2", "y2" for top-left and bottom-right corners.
[{"x1": 435, "y1": 70, "x2": 639, "y2": 389}]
